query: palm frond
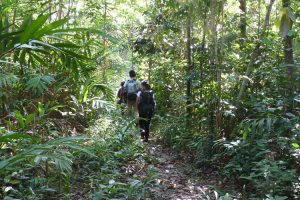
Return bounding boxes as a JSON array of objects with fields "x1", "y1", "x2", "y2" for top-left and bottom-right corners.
[
  {"x1": 25, "y1": 74, "x2": 54, "y2": 94},
  {"x1": 0, "y1": 73, "x2": 19, "y2": 87}
]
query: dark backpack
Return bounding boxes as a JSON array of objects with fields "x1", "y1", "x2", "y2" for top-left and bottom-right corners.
[{"x1": 139, "y1": 90, "x2": 155, "y2": 117}]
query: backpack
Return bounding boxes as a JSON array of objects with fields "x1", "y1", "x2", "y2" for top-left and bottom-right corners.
[
  {"x1": 126, "y1": 79, "x2": 139, "y2": 101},
  {"x1": 139, "y1": 90, "x2": 155, "y2": 117}
]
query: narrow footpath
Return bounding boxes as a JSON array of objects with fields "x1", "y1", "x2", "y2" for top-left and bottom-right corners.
[{"x1": 136, "y1": 139, "x2": 239, "y2": 200}]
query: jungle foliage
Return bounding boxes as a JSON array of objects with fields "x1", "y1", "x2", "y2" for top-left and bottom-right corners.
[
  {"x1": 132, "y1": 0, "x2": 299, "y2": 199},
  {"x1": 0, "y1": 0, "x2": 299, "y2": 199}
]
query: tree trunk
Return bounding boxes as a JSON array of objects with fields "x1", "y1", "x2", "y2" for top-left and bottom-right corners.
[
  {"x1": 65, "y1": 0, "x2": 72, "y2": 18},
  {"x1": 282, "y1": 0, "x2": 295, "y2": 110},
  {"x1": 102, "y1": 0, "x2": 108, "y2": 81},
  {"x1": 186, "y1": 14, "x2": 192, "y2": 127},
  {"x1": 12, "y1": 8, "x2": 17, "y2": 31},
  {"x1": 148, "y1": 57, "x2": 152, "y2": 84},
  {"x1": 258, "y1": 0, "x2": 261, "y2": 35},
  {"x1": 57, "y1": 0, "x2": 63, "y2": 20},
  {"x1": 284, "y1": 35, "x2": 294, "y2": 83},
  {"x1": 239, "y1": 0, "x2": 247, "y2": 49},
  {"x1": 236, "y1": 0, "x2": 275, "y2": 105},
  {"x1": 49, "y1": 1, "x2": 52, "y2": 22},
  {"x1": 200, "y1": 8, "x2": 208, "y2": 101},
  {"x1": 209, "y1": 0, "x2": 218, "y2": 134},
  {"x1": 216, "y1": 0, "x2": 225, "y2": 133}
]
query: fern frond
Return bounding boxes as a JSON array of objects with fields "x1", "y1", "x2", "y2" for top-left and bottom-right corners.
[
  {"x1": 92, "y1": 83, "x2": 114, "y2": 101},
  {"x1": 0, "y1": 73, "x2": 19, "y2": 87},
  {"x1": 25, "y1": 74, "x2": 54, "y2": 94}
]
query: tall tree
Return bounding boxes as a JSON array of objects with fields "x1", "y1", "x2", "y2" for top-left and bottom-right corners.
[
  {"x1": 237, "y1": 0, "x2": 275, "y2": 106},
  {"x1": 199, "y1": 8, "x2": 207, "y2": 100},
  {"x1": 209, "y1": 0, "x2": 219, "y2": 132},
  {"x1": 281, "y1": 0, "x2": 295, "y2": 109},
  {"x1": 186, "y1": 11, "x2": 192, "y2": 127},
  {"x1": 239, "y1": 0, "x2": 247, "y2": 49}
]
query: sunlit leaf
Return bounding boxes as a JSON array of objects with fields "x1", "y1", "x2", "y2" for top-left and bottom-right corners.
[{"x1": 20, "y1": 14, "x2": 50, "y2": 43}]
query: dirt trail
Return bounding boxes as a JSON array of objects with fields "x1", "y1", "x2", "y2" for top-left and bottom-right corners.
[
  {"x1": 139, "y1": 140, "x2": 232, "y2": 200},
  {"x1": 146, "y1": 143, "x2": 209, "y2": 199}
]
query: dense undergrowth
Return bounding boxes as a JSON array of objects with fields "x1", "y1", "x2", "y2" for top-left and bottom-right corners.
[
  {"x1": 157, "y1": 108, "x2": 300, "y2": 199},
  {"x1": 1, "y1": 0, "x2": 300, "y2": 199},
  {"x1": 0, "y1": 1, "x2": 158, "y2": 199},
  {"x1": 137, "y1": 1, "x2": 300, "y2": 199},
  {"x1": 0, "y1": 107, "x2": 157, "y2": 199}
]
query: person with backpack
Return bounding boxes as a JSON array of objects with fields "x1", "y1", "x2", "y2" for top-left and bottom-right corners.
[
  {"x1": 117, "y1": 81, "x2": 126, "y2": 114},
  {"x1": 117, "y1": 81, "x2": 126, "y2": 104},
  {"x1": 124, "y1": 70, "x2": 140, "y2": 118},
  {"x1": 137, "y1": 81, "x2": 155, "y2": 142}
]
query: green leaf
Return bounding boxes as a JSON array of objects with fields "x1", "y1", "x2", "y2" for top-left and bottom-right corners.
[
  {"x1": 51, "y1": 42, "x2": 80, "y2": 48},
  {"x1": 25, "y1": 74, "x2": 54, "y2": 94},
  {"x1": 30, "y1": 40, "x2": 61, "y2": 51},
  {"x1": 19, "y1": 49, "x2": 26, "y2": 65},
  {"x1": 62, "y1": 49, "x2": 88, "y2": 59},
  {"x1": 48, "y1": 104, "x2": 65, "y2": 112},
  {"x1": 29, "y1": 53, "x2": 35, "y2": 68},
  {"x1": 292, "y1": 143, "x2": 299, "y2": 148},
  {"x1": 65, "y1": 144, "x2": 97, "y2": 158},
  {"x1": 15, "y1": 111, "x2": 25, "y2": 129},
  {"x1": 16, "y1": 43, "x2": 42, "y2": 51},
  {"x1": 242, "y1": 132, "x2": 248, "y2": 141},
  {"x1": 287, "y1": 8, "x2": 296, "y2": 22},
  {"x1": 38, "y1": 102, "x2": 45, "y2": 117},
  {"x1": 0, "y1": 157, "x2": 10, "y2": 169},
  {"x1": 0, "y1": 73, "x2": 19, "y2": 87},
  {"x1": 20, "y1": 14, "x2": 50, "y2": 43},
  {"x1": 34, "y1": 18, "x2": 69, "y2": 39},
  {"x1": 30, "y1": 52, "x2": 48, "y2": 66},
  {"x1": 0, "y1": 132, "x2": 33, "y2": 143},
  {"x1": 19, "y1": 15, "x2": 32, "y2": 32},
  {"x1": 25, "y1": 113, "x2": 35, "y2": 126},
  {"x1": 82, "y1": 84, "x2": 90, "y2": 103},
  {"x1": 261, "y1": 37, "x2": 272, "y2": 46},
  {"x1": 48, "y1": 27, "x2": 88, "y2": 34},
  {"x1": 0, "y1": 30, "x2": 22, "y2": 42}
]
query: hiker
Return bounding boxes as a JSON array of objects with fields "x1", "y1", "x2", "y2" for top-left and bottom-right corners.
[
  {"x1": 117, "y1": 81, "x2": 126, "y2": 105},
  {"x1": 117, "y1": 81, "x2": 126, "y2": 114},
  {"x1": 124, "y1": 70, "x2": 140, "y2": 118},
  {"x1": 137, "y1": 81, "x2": 155, "y2": 142}
]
